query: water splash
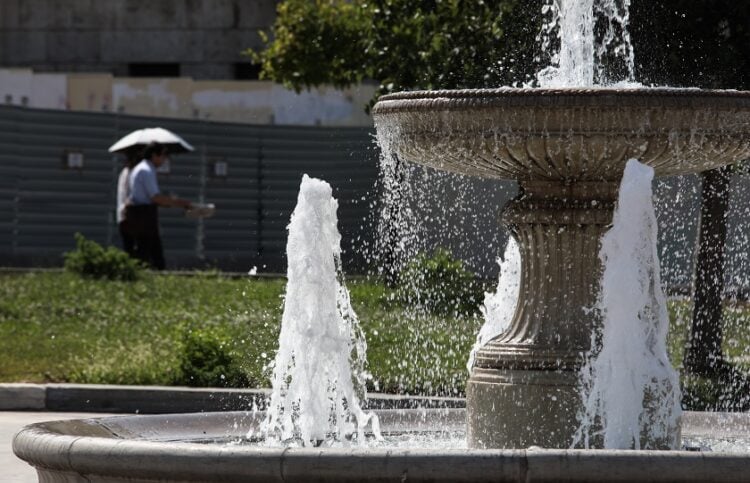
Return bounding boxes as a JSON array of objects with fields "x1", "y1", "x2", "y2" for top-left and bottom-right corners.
[
  {"x1": 574, "y1": 159, "x2": 682, "y2": 450},
  {"x1": 594, "y1": 0, "x2": 636, "y2": 85},
  {"x1": 262, "y1": 175, "x2": 380, "y2": 446},
  {"x1": 537, "y1": 0, "x2": 636, "y2": 87},
  {"x1": 467, "y1": 237, "x2": 521, "y2": 372},
  {"x1": 372, "y1": 121, "x2": 514, "y2": 288}
]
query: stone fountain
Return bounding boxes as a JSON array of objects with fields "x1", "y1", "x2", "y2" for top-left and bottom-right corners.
[{"x1": 372, "y1": 87, "x2": 750, "y2": 448}]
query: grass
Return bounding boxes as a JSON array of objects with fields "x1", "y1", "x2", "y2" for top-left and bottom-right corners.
[
  {"x1": 1, "y1": 272, "x2": 747, "y2": 401},
  {"x1": 0, "y1": 272, "x2": 481, "y2": 396},
  {"x1": 0, "y1": 272, "x2": 285, "y2": 386},
  {"x1": 667, "y1": 299, "x2": 750, "y2": 373}
]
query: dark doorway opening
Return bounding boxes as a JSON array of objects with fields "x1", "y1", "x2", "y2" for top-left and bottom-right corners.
[{"x1": 128, "y1": 63, "x2": 181, "y2": 77}]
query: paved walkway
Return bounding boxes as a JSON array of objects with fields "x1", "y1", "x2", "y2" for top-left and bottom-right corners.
[{"x1": 1, "y1": 412, "x2": 113, "y2": 483}]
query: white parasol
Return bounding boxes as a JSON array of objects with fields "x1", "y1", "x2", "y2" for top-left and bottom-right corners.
[{"x1": 108, "y1": 127, "x2": 195, "y2": 154}]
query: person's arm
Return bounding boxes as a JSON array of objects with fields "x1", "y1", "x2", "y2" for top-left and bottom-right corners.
[
  {"x1": 151, "y1": 194, "x2": 192, "y2": 209},
  {"x1": 139, "y1": 167, "x2": 192, "y2": 209}
]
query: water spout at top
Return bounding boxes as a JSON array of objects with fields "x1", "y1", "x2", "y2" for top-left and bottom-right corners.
[{"x1": 537, "y1": 0, "x2": 636, "y2": 87}]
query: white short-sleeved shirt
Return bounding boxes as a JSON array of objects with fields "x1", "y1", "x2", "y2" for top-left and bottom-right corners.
[
  {"x1": 116, "y1": 167, "x2": 131, "y2": 223},
  {"x1": 129, "y1": 159, "x2": 160, "y2": 205}
]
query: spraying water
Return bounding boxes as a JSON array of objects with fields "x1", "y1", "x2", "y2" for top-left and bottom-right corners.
[
  {"x1": 467, "y1": 237, "x2": 521, "y2": 372},
  {"x1": 262, "y1": 175, "x2": 380, "y2": 446},
  {"x1": 574, "y1": 160, "x2": 682, "y2": 450},
  {"x1": 537, "y1": 0, "x2": 636, "y2": 87}
]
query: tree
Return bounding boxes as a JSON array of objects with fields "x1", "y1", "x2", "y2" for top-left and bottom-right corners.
[{"x1": 250, "y1": 0, "x2": 544, "y2": 100}]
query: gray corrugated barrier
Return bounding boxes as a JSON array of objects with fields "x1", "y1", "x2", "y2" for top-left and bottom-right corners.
[
  {"x1": 0, "y1": 105, "x2": 378, "y2": 272},
  {"x1": 0, "y1": 105, "x2": 748, "y2": 288}
]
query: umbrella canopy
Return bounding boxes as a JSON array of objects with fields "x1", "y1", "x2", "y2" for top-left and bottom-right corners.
[{"x1": 108, "y1": 127, "x2": 195, "y2": 154}]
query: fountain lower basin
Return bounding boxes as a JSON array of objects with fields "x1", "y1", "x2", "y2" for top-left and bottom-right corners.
[{"x1": 13, "y1": 409, "x2": 750, "y2": 482}]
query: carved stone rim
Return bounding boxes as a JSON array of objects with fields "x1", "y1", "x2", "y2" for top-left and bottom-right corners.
[{"x1": 372, "y1": 87, "x2": 750, "y2": 114}]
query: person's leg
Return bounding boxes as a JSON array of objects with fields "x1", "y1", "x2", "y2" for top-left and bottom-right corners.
[
  {"x1": 153, "y1": 233, "x2": 165, "y2": 270},
  {"x1": 119, "y1": 222, "x2": 136, "y2": 256},
  {"x1": 132, "y1": 233, "x2": 151, "y2": 267},
  {"x1": 134, "y1": 232, "x2": 163, "y2": 270},
  {"x1": 125, "y1": 206, "x2": 149, "y2": 265}
]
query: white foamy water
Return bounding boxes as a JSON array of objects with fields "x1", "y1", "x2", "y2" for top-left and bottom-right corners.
[
  {"x1": 467, "y1": 237, "x2": 521, "y2": 372},
  {"x1": 261, "y1": 175, "x2": 380, "y2": 446},
  {"x1": 574, "y1": 159, "x2": 682, "y2": 450},
  {"x1": 537, "y1": 0, "x2": 636, "y2": 87}
]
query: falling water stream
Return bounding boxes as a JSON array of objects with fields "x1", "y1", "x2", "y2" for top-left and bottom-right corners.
[
  {"x1": 467, "y1": 238, "x2": 521, "y2": 372},
  {"x1": 537, "y1": 0, "x2": 636, "y2": 87}
]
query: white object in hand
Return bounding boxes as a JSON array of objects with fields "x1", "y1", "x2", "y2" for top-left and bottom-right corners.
[{"x1": 185, "y1": 202, "x2": 216, "y2": 219}]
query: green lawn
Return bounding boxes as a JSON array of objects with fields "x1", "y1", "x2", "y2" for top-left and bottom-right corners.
[
  {"x1": 0, "y1": 272, "x2": 481, "y2": 395},
  {"x1": 0, "y1": 272, "x2": 747, "y2": 398},
  {"x1": 666, "y1": 299, "x2": 750, "y2": 372}
]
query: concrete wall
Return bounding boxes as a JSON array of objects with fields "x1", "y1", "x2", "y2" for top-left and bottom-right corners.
[
  {"x1": 0, "y1": 0, "x2": 277, "y2": 79},
  {"x1": 0, "y1": 1, "x2": 378, "y2": 126},
  {"x1": 0, "y1": 68, "x2": 377, "y2": 126}
]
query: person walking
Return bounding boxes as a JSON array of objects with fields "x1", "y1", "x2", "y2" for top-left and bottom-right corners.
[
  {"x1": 116, "y1": 148, "x2": 140, "y2": 256},
  {"x1": 126, "y1": 142, "x2": 192, "y2": 270}
]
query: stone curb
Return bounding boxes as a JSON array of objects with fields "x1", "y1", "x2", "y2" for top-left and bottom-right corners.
[
  {"x1": 14, "y1": 411, "x2": 750, "y2": 483},
  {"x1": 0, "y1": 383, "x2": 465, "y2": 414}
]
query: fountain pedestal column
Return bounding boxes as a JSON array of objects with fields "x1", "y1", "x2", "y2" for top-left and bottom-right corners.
[{"x1": 467, "y1": 181, "x2": 616, "y2": 449}]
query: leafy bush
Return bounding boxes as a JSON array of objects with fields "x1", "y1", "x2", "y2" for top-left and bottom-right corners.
[
  {"x1": 682, "y1": 363, "x2": 750, "y2": 412},
  {"x1": 64, "y1": 233, "x2": 143, "y2": 281},
  {"x1": 175, "y1": 326, "x2": 250, "y2": 388},
  {"x1": 397, "y1": 248, "x2": 485, "y2": 316}
]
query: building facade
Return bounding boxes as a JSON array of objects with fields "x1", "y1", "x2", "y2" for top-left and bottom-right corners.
[
  {"x1": 0, "y1": 0, "x2": 377, "y2": 126},
  {"x1": 0, "y1": 0, "x2": 278, "y2": 80}
]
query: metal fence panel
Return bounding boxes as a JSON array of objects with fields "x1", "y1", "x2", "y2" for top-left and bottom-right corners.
[
  {"x1": 2, "y1": 105, "x2": 745, "y2": 287},
  {"x1": 0, "y1": 105, "x2": 377, "y2": 272}
]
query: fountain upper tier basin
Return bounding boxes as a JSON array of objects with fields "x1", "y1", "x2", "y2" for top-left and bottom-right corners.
[
  {"x1": 12, "y1": 410, "x2": 750, "y2": 483},
  {"x1": 372, "y1": 88, "x2": 750, "y2": 181}
]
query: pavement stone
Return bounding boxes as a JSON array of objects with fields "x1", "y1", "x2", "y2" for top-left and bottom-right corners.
[{"x1": 1, "y1": 411, "x2": 114, "y2": 483}]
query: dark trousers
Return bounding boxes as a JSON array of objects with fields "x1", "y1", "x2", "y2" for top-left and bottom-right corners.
[
  {"x1": 119, "y1": 221, "x2": 136, "y2": 257},
  {"x1": 124, "y1": 204, "x2": 165, "y2": 270}
]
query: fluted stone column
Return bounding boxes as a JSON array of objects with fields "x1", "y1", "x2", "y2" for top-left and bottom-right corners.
[{"x1": 467, "y1": 181, "x2": 616, "y2": 449}]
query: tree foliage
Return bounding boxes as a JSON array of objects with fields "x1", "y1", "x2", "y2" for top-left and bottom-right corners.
[
  {"x1": 251, "y1": 0, "x2": 371, "y2": 91},
  {"x1": 250, "y1": 0, "x2": 543, "y2": 99}
]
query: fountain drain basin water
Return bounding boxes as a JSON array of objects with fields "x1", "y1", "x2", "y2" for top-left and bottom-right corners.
[{"x1": 13, "y1": 409, "x2": 750, "y2": 482}]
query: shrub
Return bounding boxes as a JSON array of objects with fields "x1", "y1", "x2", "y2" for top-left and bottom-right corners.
[
  {"x1": 397, "y1": 248, "x2": 485, "y2": 316},
  {"x1": 682, "y1": 363, "x2": 750, "y2": 412},
  {"x1": 63, "y1": 233, "x2": 143, "y2": 281},
  {"x1": 175, "y1": 326, "x2": 250, "y2": 388}
]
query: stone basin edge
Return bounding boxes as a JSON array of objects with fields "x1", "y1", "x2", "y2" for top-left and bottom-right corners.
[{"x1": 11, "y1": 410, "x2": 750, "y2": 483}]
